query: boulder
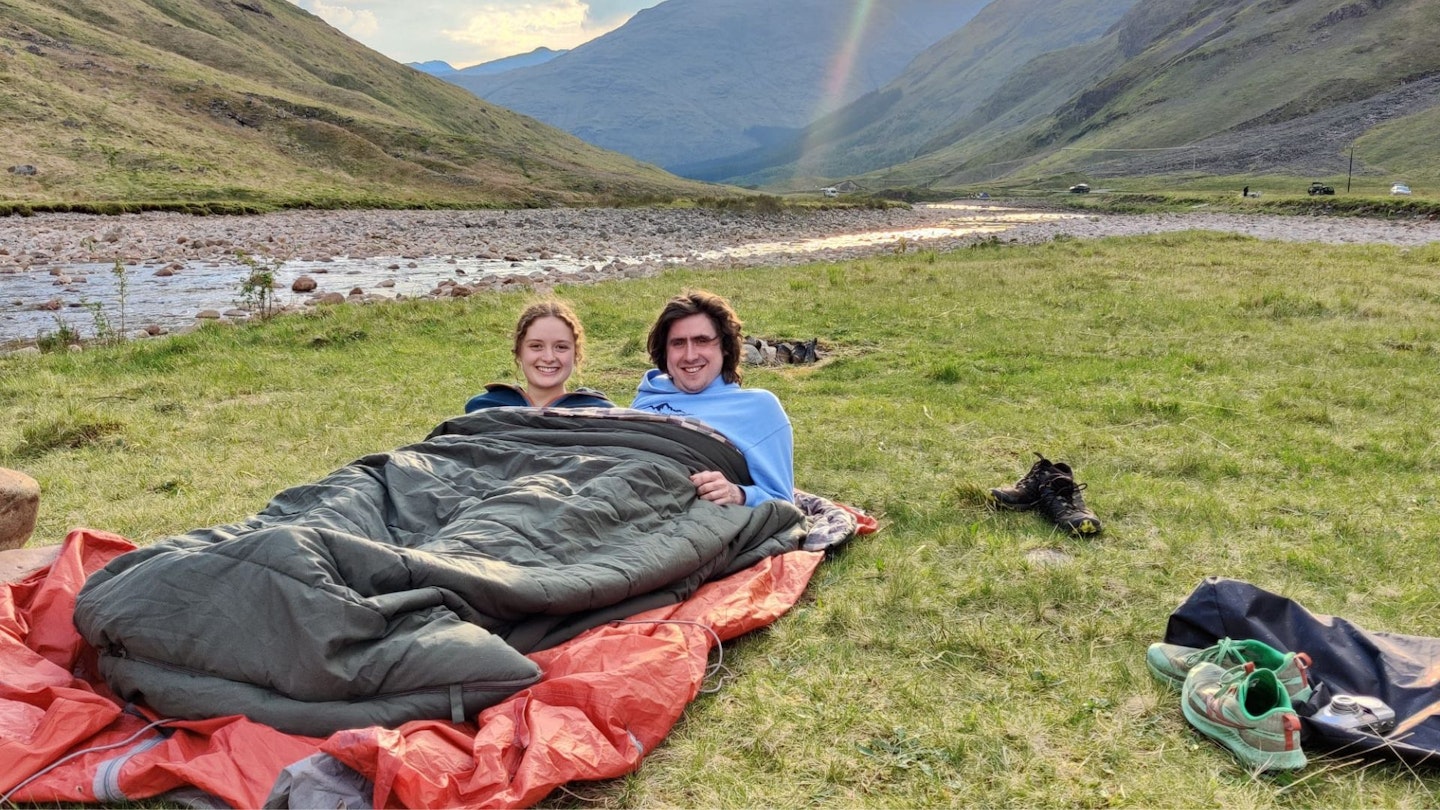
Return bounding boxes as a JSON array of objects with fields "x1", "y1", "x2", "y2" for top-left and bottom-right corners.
[
  {"x1": 0, "y1": 545, "x2": 60, "y2": 584},
  {"x1": 0, "y1": 468, "x2": 40, "y2": 551}
]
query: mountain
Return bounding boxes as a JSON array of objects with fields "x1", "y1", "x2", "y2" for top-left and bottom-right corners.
[
  {"x1": 456, "y1": 47, "x2": 568, "y2": 77},
  {"x1": 448, "y1": 0, "x2": 991, "y2": 172},
  {"x1": 769, "y1": 0, "x2": 1440, "y2": 189},
  {"x1": 409, "y1": 49, "x2": 569, "y2": 79},
  {"x1": 407, "y1": 59, "x2": 459, "y2": 76},
  {"x1": 0, "y1": 0, "x2": 716, "y2": 207},
  {"x1": 689, "y1": 0, "x2": 1140, "y2": 184}
]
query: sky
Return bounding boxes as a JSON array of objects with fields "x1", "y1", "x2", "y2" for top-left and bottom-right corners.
[{"x1": 287, "y1": 0, "x2": 661, "y2": 68}]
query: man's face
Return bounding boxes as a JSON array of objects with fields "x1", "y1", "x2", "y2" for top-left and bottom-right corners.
[{"x1": 665, "y1": 313, "x2": 723, "y2": 394}]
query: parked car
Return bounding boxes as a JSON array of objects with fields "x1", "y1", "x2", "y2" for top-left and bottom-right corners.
[
  {"x1": 1069, "y1": 183, "x2": 1091, "y2": 194},
  {"x1": 1391, "y1": 183, "x2": 1412, "y2": 196},
  {"x1": 820, "y1": 187, "x2": 839, "y2": 198},
  {"x1": 1307, "y1": 182, "x2": 1335, "y2": 196}
]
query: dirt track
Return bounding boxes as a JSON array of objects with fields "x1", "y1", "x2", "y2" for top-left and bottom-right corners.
[{"x1": 992, "y1": 207, "x2": 1440, "y2": 249}]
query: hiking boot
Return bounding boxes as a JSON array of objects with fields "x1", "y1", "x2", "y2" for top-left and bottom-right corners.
[
  {"x1": 1036, "y1": 470, "x2": 1102, "y2": 535},
  {"x1": 1181, "y1": 662, "x2": 1306, "y2": 771},
  {"x1": 1147, "y1": 638, "x2": 1313, "y2": 702},
  {"x1": 988, "y1": 453, "x2": 1061, "y2": 511}
]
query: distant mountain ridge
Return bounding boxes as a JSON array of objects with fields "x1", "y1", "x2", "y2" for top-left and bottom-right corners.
[
  {"x1": 448, "y1": 0, "x2": 992, "y2": 171},
  {"x1": 0, "y1": 0, "x2": 707, "y2": 207},
  {"x1": 408, "y1": 48, "x2": 568, "y2": 78}
]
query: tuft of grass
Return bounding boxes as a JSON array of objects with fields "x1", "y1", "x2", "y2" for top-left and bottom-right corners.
[
  {"x1": 14, "y1": 413, "x2": 125, "y2": 458},
  {"x1": 5, "y1": 231, "x2": 1440, "y2": 806}
]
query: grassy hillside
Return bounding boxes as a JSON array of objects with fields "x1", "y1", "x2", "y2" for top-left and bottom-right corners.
[
  {"x1": 6, "y1": 233, "x2": 1440, "y2": 805},
  {"x1": 0, "y1": 0, "x2": 722, "y2": 209},
  {"x1": 712, "y1": 0, "x2": 1137, "y2": 187},
  {"x1": 1353, "y1": 101, "x2": 1440, "y2": 181},
  {"x1": 884, "y1": 0, "x2": 1440, "y2": 191}
]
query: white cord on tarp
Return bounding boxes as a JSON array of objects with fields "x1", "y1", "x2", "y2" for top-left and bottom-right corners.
[
  {"x1": 611, "y1": 619, "x2": 732, "y2": 693},
  {"x1": 0, "y1": 717, "x2": 176, "y2": 805}
]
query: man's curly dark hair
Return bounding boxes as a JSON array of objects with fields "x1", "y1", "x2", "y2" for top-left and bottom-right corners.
[{"x1": 646, "y1": 289, "x2": 744, "y2": 385}]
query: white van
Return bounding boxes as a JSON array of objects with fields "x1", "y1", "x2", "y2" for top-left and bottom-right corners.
[{"x1": 821, "y1": 187, "x2": 838, "y2": 198}]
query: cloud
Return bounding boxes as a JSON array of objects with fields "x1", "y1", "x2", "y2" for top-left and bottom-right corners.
[
  {"x1": 296, "y1": 0, "x2": 380, "y2": 42},
  {"x1": 443, "y1": 1, "x2": 636, "y2": 60},
  {"x1": 286, "y1": 0, "x2": 659, "y2": 67},
  {"x1": 581, "y1": 0, "x2": 648, "y2": 29}
]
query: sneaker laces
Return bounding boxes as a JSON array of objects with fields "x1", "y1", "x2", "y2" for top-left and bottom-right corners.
[
  {"x1": 1184, "y1": 637, "x2": 1241, "y2": 670},
  {"x1": 1218, "y1": 660, "x2": 1258, "y2": 691}
]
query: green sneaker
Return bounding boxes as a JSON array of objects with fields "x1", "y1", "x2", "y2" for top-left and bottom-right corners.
[
  {"x1": 1147, "y1": 638, "x2": 1313, "y2": 702},
  {"x1": 1181, "y1": 662, "x2": 1306, "y2": 771}
]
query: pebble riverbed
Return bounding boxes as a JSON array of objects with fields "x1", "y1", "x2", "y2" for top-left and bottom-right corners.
[{"x1": 3, "y1": 202, "x2": 1438, "y2": 347}]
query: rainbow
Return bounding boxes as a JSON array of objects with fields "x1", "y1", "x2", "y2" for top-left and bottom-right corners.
[{"x1": 795, "y1": 0, "x2": 877, "y2": 181}]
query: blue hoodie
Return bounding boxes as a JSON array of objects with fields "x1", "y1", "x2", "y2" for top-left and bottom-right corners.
[{"x1": 631, "y1": 369, "x2": 794, "y2": 506}]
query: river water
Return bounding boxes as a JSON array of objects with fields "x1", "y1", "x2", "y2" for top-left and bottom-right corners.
[{"x1": 0, "y1": 204, "x2": 1076, "y2": 347}]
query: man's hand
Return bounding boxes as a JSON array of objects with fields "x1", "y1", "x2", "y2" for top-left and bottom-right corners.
[{"x1": 691, "y1": 470, "x2": 743, "y2": 505}]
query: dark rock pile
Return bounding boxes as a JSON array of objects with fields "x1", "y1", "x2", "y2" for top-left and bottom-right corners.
[{"x1": 742, "y1": 336, "x2": 822, "y2": 365}]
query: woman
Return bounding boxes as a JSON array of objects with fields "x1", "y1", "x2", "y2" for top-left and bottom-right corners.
[{"x1": 464, "y1": 300, "x2": 614, "y2": 411}]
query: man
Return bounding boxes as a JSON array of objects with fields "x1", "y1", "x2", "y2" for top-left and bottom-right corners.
[{"x1": 631, "y1": 290, "x2": 794, "y2": 506}]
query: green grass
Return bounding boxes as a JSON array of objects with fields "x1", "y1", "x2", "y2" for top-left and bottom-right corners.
[
  {"x1": 5, "y1": 231, "x2": 1440, "y2": 806},
  {"x1": 0, "y1": 0, "x2": 724, "y2": 209}
]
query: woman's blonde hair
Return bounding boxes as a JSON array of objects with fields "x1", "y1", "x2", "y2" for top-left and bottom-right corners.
[{"x1": 513, "y1": 299, "x2": 585, "y2": 368}]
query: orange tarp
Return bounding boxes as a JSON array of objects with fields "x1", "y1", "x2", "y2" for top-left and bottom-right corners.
[{"x1": 1, "y1": 528, "x2": 833, "y2": 808}]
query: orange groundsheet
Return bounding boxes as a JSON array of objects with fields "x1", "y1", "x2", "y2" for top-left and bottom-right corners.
[{"x1": 0, "y1": 529, "x2": 829, "y2": 808}]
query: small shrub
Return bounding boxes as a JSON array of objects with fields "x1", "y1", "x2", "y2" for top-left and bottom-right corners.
[
  {"x1": 236, "y1": 252, "x2": 282, "y2": 317},
  {"x1": 35, "y1": 317, "x2": 82, "y2": 352},
  {"x1": 84, "y1": 301, "x2": 115, "y2": 344},
  {"x1": 111, "y1": 258, "x2": 130, "y2": 338}
]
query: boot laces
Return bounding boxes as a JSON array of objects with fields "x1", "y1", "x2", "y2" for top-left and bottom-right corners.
[
  {"x1": 1015, "y1": 454, "x2": 1052, "y2": 487},
  {"x1": 1046, "y1": 475, "x2": 1083, "y2": 504}
]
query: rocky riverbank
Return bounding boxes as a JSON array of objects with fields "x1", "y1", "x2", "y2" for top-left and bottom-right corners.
[
  {"x1": 5, "y1": 203, "x2": 1438, "y2": 272},
  {"x1": 3, "y1": 202, "x2": 1439, "y2": 349}
]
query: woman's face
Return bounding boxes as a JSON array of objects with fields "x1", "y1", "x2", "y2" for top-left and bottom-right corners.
[{"x1": 517, "y1": 315, "x2": 576, "y2": 396}]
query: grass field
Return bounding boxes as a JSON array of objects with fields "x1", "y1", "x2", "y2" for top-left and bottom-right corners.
[{"x1": 4, "y1": 229, "x2": 1440, "y2": 806}]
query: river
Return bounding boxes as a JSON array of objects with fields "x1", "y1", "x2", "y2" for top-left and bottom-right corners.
[{"x1": 0, "y1": 204, "x2": 1079, "y2": 347}]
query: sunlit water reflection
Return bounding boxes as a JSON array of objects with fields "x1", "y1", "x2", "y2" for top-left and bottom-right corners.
[{"x1": 697, "y1": 205, "x2": 1073, "y2": 259}]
